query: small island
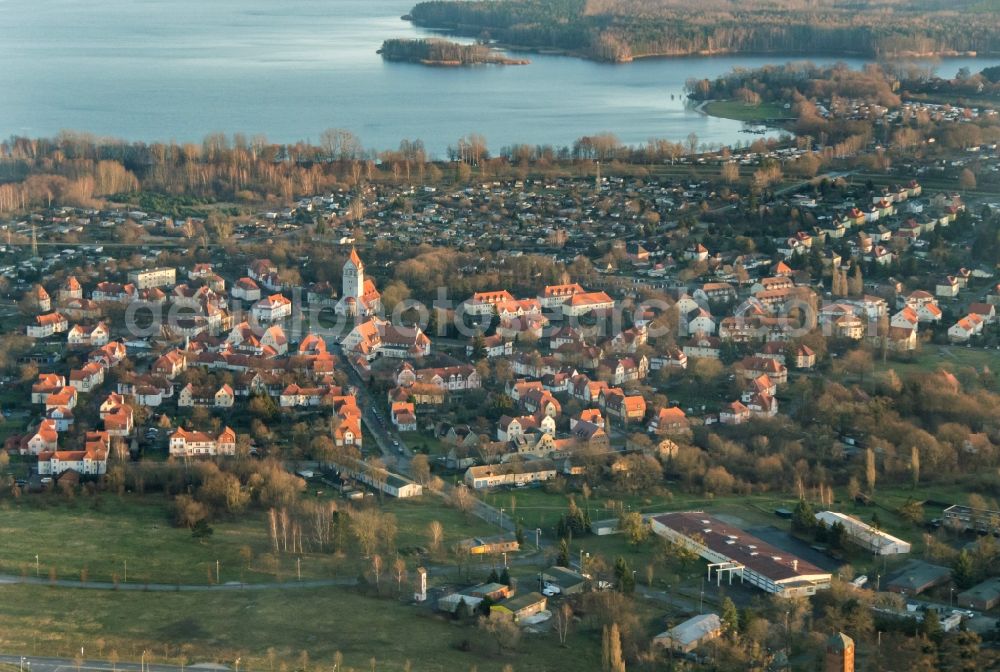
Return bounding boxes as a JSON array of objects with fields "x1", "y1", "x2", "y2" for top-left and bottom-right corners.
[{"x1": 378, "y1": 38, "x2": 529, "y2": 66}]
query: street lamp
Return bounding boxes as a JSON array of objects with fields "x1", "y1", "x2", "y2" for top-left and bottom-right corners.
[
  {"x1": 141, "y1": 650, "x2": 148, "y2": 672},
  {"x1": 499, "y1": 507, "x2": 505, "y2": 529},
  {"x1": 950, "y1": 587, "x2": 956, "y2": 608},
  {"x1": 34, "y1": 555, "x2": 39, "y2": 577},
  {"x1": 235, "y1": 657, "x2": 241, "y2": 672},
  {"x1": 535, "y1": 528, "x2": 541, "y2": 550}
]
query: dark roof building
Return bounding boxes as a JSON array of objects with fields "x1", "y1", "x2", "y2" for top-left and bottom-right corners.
[{"x1": 650, "y1": 512, "x2": 831, "y2": 598}]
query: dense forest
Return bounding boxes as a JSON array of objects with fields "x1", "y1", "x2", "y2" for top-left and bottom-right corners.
[
  {"x1": 406, "y1": 0, "x2": 1000, "y2": 62},
  {"x1": 378, "y1": 38, "x2": 528, "y2": 65}
]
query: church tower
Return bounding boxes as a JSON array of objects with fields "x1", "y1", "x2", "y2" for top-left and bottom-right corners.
[
  {"x1": 343, "y1": 247, "x2": 364, "y2": 301},
  {"x1": 825, "y1": 632, "x2": 855, "y2": 672}
]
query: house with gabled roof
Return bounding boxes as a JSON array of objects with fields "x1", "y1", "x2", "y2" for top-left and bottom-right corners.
[
  {"x1": 169, "y1": 426, "x2": 237, "y2": 457},
  {"x1": 27, "y1": 312, "x2": 68, "y2": 338}
]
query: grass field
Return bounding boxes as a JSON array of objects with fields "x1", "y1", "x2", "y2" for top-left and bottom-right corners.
[
  {"x1": 874, "y1": 343, "x2": 1000, "y2": 389},
  {"x1": 0, "y1": 495, "x2": 497, "y2": 586},
  {"x1": 0, "y1": 583, "x2": 602, "y2": 672},
  {"x1": 704, "y1": 100, "x2": 788, "y2": 122}
]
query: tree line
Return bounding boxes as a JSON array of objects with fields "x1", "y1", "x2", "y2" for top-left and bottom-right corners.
[
  {"x1": 406, "y1": 0, "x2": 1000, "y2": 62},
  {"x1": 378, "y1": 38, "x2": 527, "y2": 65}
]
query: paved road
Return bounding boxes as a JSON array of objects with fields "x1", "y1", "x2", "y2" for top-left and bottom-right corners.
[{"x1": 329, "y1": 342, "x2": 409, "y2": 471}]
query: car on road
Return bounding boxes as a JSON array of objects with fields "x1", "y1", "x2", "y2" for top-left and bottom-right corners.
[{"x1": 542, "y1": 586, "x2": 560, "y2": 597}]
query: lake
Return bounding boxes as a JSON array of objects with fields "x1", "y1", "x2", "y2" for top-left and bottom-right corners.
[{"x1": 2, "y1": 0, "x2": 997, "y2": 156}]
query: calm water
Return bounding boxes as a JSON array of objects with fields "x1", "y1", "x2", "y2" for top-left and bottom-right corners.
[{"x1": 2, "y1": 0, "x2": 997, "y2": 156}]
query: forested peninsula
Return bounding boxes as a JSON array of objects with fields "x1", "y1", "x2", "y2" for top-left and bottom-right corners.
[
  {"x1": 404, "y1": 0, "x2": 1000, "y2": 63},
  {"x1": 378, "y1": 38, "x2": 529, "y2": 66}
]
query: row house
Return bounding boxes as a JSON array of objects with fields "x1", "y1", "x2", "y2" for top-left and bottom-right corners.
[
  {"x1": 568, "y1": 420, "x2": 609, "y2": 450},
  {"x1": 251, "y1": 294, "x2": 293, "y2": 323},
  {"x1": 117, "y1": 374, "x2": 174, "y2": 407},
  {"x1": 598, "y1": 355, "x2": 649, "y2": 386},
  {"x1": 539, "y1": 283, "x2": 586, "y2": 309},
  {"x1": 99, "y1": 393, "x2": 134, "y2": 436},
  {"x1": 67, "y1": 322, "x2": 110, "y2": 347},
  {"x1": 178, "y1": 383, "x2": 235, "y2": 408},
  {"x1": 227, "y1": 322, "x2": 289, "y2": 357},
  {"x1": 719, "y1": 400, "x2": 752, "y2": 425},
  {"x1": 599, "y1": 387, "x2": 646, "y2": 424},
  {"x1": 341, "y1": 318, "x2": 432, "y2": 360},
  {"x1": 509, "y1": 353, "x2": 561, "y2": 378},
  {"x1": 62, "y1": 298, "x2": 102, "y2": 320},
  {"x1": 466, "y1": 333, "x2": 513, "y2": 359},
  {"x1": 69, "y1": 362, "x2": 105, "y2": 393},
  {"x1": 571, "y1": 408, "x2": 605, "y2": 430},
  {"x1": 497, "y1": 414, "x2": 556, "y2": 442},
  {"x1": 27, "y1": 312, "x2": 68, "y2": 338},
  {"x1": 744, "y1": 392, "x2": 778, "y2": 418},
  {"x1": 694, "y1": 282, "x2": 737, "y2": 304},
  {"x1": 462, "y1": 290, "x2": 516, "y2": 316},
  {"x1": 497, "y1": 313, "x2": 548, "y2": 341},
  {"x1": 37, "y1": 435, "x2": 110, "y2": 477},
  {"x1": 25, "y1": 419, "x2": 59, "y2": 455},
  {"x1": 25, "y1": 285, "x2": 51, "y2": 313},
  {"x1": 188, "y1": 263, "x2": 215, "y2": 281},
  {"x1": 521, "y1": 388, "x2": 561, "y2": 418},
  {"x1": 331, "y1": 398, "x2": 363, "y2": 448},
  {"x1": 396, "y1": 363, "x2": 481, "y2": 391},
  {"x1": 153, "y1": 349, "x2": 188, "y2": 378},
  {"x1": 885, "y1": 326, "x2": 918, "y2": 352},
  {"x1": 90, "y1": 341, "x2": 128, "y2": 368},
  {"x1": 464, "y1": 460, "x2": 558, "y2": 490},
  {"x1": 969, "y1": 303, "x2": 997, "y2": 325},
  {"x1": 502, "y1": 431, "x2": 559, "y2": 461},
  {"x1": 169, "y1": 426, "x2": 238, "y2": 457},
  {"x1": 647, "y1": 407, "x2": 689, "y2": 435},
  {"x1": 279, "y1": 384, "x2": 342, "y2": 408},
  {"x1": 232, "y1": 277, "x2": 262, "y2": 302},
  {"x1": 569, "y1": 374, "x2": 609, "y2": 405},
  {"x1": 31, "y1": 373, "x2": 66, "y2": 404},
  {"x1": 948, "y1": 313, "x2": 986, "y2": 343},
  {"x1": 561, "y1": 291, "x2": 615, "y2": 317},
  {"x1": 683, "y1": 333, "x2": 722, "y2": 360},
  {"x1": 650, "y1": 347, "x2": 687, "y2": 371},
  {"x1": 608, "y1": 325, "x2": 647, "y2": 353},
  {"x1": 57, "y1": 276, "x2": 83, "y2": 302},
  {"x1": 306, "y1": 281, "x2": 338, "y2": 307},
  {"x1": 172, "y1": 284, "x2": 224, "y2": 310},
  {"x1": 247, "y1": 259, "x2": 281, "y2": 290},
  {"x1": 135, "y1": 288, "x2": 168, "y2": 305},
  {"x1": 936, "y1": 276, "x2": 960, "y2": 298},
  {"x1": 736, "y1": 356, "x2": 788, "y2": 385},
  {"x1": 820, "y1": 304, "x2": 867, "y2": 340},
  {"x1": 92, "y1": 282, "x2": 137, "y2": 303},
  {"x1": 390, "y1": 401, "x2": 417, "y2": 431}
]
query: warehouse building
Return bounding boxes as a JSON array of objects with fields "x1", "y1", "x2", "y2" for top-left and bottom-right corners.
[
  {"x1": 943, "y1": 504, "x2": 1000, "y2": 535},
  {"x1": 653, "y1": 613, "x2": 723, "y2": 653},
  {"x1": 957, "y1": 577, "x2": 1000, "y2": 611},
  {"x1": 650, "y1": 512, "x2": 831, "y2": 598},
  {"x1": 815, "y1": 511, "x2": 911, "y2": 555}
]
